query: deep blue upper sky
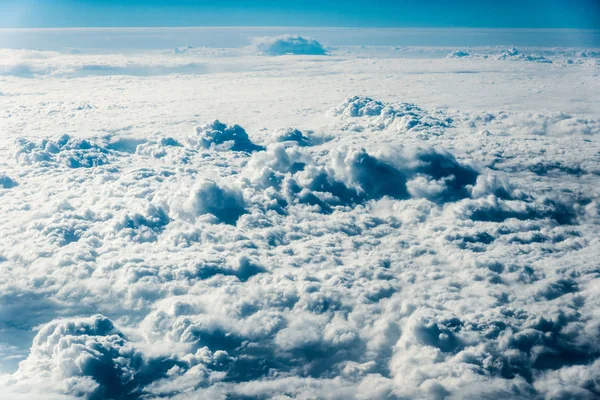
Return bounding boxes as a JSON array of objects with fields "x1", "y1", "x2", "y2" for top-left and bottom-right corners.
[{"x1": 2, "y1": 0, "x2": 599, "y2": 29}]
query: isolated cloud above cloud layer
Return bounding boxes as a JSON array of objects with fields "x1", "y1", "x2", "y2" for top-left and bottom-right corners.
[
  {"x1": 0, "y1": 42, "x2": 599, "y2": 399},
  {"x1": 251, "y1": 35, "x2": 328, "y2": 56}
]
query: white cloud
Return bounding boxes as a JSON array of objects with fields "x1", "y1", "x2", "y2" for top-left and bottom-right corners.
[
  {"x1": 268, "y1": 127, "x2": 313, "y2": 146},
  {"x1": 7, "y1": 315, "x2": 176, "y2": 399},
  {"x1": 191, "y1": 120, "x2": 264, "y2": 152},
  {"x1": 0, "y1": 174, "x2": 17, "y2": 189},
  {"x1": 252, "y1": 35, "x2": 328, "y2": 56},
  {"x1": 0, "y1": 42, "x2": 599, "y2": 400},
  {"x1": 182, "y1": 179, "x2": 246, "y2": 224},
  {"x1": 329, "y1": 96, "x2": 453, "y2": 135},
  {"x1": 497, "y1": 47, "x2": 552, "y2": 63},
  {"x1": 11, "y1": 135, "x2": 111, "y2": 168}
]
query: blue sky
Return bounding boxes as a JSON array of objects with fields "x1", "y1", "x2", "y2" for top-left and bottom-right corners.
[{"x1": 2, "y1": 0, "x2": 599, "y2": 29}]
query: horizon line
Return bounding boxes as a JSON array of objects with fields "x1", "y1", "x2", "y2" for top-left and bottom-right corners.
[{"x1": 1, "y1": 26, "x2": 599, "y2": 32}]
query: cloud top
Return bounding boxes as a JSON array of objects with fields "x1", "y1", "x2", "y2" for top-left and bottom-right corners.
[
  {"x1": 252, "y1": 35, "x2": 327, "y2": 56},
  {"x1": 1, "y1": 92, "x2": 598, "y2": 400}
]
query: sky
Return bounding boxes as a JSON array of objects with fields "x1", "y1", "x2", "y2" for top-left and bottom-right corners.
[{"x1": 1, "y1": 0, "x2": 600, "y2": 29}]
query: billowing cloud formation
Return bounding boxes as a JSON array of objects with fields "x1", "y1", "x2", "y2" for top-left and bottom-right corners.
[
  {"x1": 497, "y1": 47, "x2": 552, "y2": 63},
  {"x1": 269, "y1": 127, "x2": 313, "y2": 146},
  {"x1": 447, "y1": 49, "x2": 471, "y2": 58},
  {"x1": 241, "y1": 142, "x2": 484, "y2": 217},
  {"x1": 1, "y1": 93, "x2": 598, "y2": 400},
  {"x1": 252, "y1": 35, "x2": 328, "y2": 56},
  {"x1": 11, "y1": 135, "x2": 111, "y2": 168},
  {"x1": 466, "y1": 111, "x2": 600, "y2": 136},
  {"x1": 192, "y1": 120, "x2": 264, "y2": 152},
  {"x1": 9, "y1": 315, "x2": 177, "y2": 399},
  {"x1": 183, "y1": 179, "x2": 246, "y2": 224},
  {"x1": 330, "y1": 96, "x2": 453, "y2": 135},
  {"x1": 0, "y1": 174, "x2": 18, "y2": 188},
  {"x1": 447, "y1": 47, "x2": 553, "y2": 63}
]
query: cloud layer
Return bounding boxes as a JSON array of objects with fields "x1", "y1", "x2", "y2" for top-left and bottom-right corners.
[{"x1": 1, "y1": 42, "x2": 599, "y2": 400}]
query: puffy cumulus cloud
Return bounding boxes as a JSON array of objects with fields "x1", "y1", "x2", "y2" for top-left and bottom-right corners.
[
  {"x1": 534, "y1": 359, "x2": 600, "y2": 399},
  {"x1": 446, "y1": 47, "x2": 554, "y2": 64},
  {"x1": 242, "y1": 143, "x2": 481, "y2": 213},
  {"x1": 447, "y1": 49, "x2": 471, "y2": 58},
  {"x1": 7, "y1": 315, "x2": 177, "y2": 399},
  {"x1": 11, "y1": 135, "x2": 111, "y2": 168},
  {"x1": 466, "y1": 111, "x2": 600, "y2": 136},
  {"x1": 138, "y1": 291, "x2": 280, "y2": 353},
  {"x1": 191, "y1": 120, "x2": 264, "y2": 152},
  {"x1": 497, "y1": 48, "x2": 552, "y2": 63},
  {"x1": 332, "y1": 96, "x2": 388, "y2": 118},
  {"x1": 331, "y1": 147, "x2": 480, "y2": 203},
  {"x1": 135, "y1": 137, "x2": 198, "y2": 165},
  {"x1": 8, "y1": 134, "x2": 150, "y2": 170},
  {"x1": 0, "y1": 173, "x2": 18, "y2": 189},
  {"x1": 112, "y1": 202, "x2": 171, "y2": 242},
  {"x1": 330, "y1": 96, "x2": 453, "y2": 135},
  {"x1": 134, "y1": 287, "x2": 370, "y2": 394},
  {"x1": 450, "y1": 193, "x2": 586, "y2": 226},
  {"x1": 467, "y1": 173, "x2": 518, "y2": 200},
  {"x1": 181, "y1": 179, "x2": 246, "y2": 225},
  {"x1": 173, "y1": 45, "x2": 196, "y2": 55},
  {"x1": 579, "y1": 49, "x2": 600, "y2": 58},
  {"x1": 242, "y1": 143, "x2": 311, "y2": 189},
  {"x1": 252, "y1": 35, "x2": 328, "y2": 56},
  {"x1": 384, "y1": 301, "x2": 600, "y2": 398},
  {"x1": 268, "y1": 127, "x2": 313, "y2": 146}
]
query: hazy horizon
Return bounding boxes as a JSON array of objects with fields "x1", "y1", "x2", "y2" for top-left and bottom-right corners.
[{"x1": 1, "y1": 26, "x2": 599, "y2": 51}]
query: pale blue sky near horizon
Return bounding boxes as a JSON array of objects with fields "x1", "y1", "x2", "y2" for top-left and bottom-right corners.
[
  {"x1": 1, "y1": 27, "x2": 599, "y2": 50},
  {"x1": 1, "y1": 0, "x2": 599, "y2": 29},
  {"x1": 1, "y1": 1, "x2": 599, "y2": 50}
]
